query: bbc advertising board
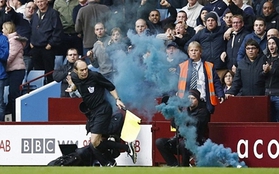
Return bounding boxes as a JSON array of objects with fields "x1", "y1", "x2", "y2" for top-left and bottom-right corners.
[{"x1": 0, "y1": 124, "x2": 152, "y2": 166}]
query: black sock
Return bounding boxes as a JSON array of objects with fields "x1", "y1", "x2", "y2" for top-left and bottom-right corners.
[
  {"x1": 103, "y1": 140, "x2": 129, "y2": 152},
  {"x1": 89, "y1": 143, "x2": 109, "y2": 166}
]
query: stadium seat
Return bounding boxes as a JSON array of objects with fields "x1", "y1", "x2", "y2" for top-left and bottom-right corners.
[{"x1": 21, "y1": 70, "x2": 45, "y2": 94}]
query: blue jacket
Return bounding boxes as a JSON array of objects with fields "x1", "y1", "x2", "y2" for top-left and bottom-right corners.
[
  {"x1": 30, "y1": 7, "x2": 62, "y2": 47},
  {"x1": 237, "y1": 32, "x2": 267, "y2": 63},
  {"x1": 0, "y1": 33, "x2": 9, "y2": 80}
]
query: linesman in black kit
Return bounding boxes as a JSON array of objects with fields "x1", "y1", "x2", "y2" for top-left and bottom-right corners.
[{"x1": 66, "y1": 60, "x2": 136, "y2": 166}]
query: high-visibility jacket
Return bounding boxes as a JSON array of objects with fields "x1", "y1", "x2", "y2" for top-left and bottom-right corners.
[{"x1": 177, "y1": 60, "x2": 218, "y2": 106}]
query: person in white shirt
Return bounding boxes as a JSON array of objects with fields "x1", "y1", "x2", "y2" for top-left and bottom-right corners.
[{"x1": 181, "y1": 0, "x2": 204, "y2": 28}]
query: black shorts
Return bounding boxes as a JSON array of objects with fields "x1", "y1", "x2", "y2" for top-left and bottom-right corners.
[{"x1": 88, "y1": 102, "x2": 112, "y2": 134}]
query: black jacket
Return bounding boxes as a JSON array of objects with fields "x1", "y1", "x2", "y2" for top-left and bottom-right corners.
[
  {"x1": 71, "y1": 70, "x2": 115, "y2": 110},
  {"x1": 53, "y1": 61, "x2": 74, "y2": 97},
  {"x1": 227, "y1": 53, "x2": 267, "y2": 96},
  {"x1": 263, "y1": 56, "x2": 279, "y2": 95},
  {"x1": 171, "y1": 102, "x2": 210, "y2": 145},
  {"x1": 146, "y1": 5, "x2": 177, "y2": 35},
  {"x1": 30, "y1": 7, "x2": 63, "y2": 47},
  {"x1": 226, "y1": 27, "x2": 250, "y2": 68},
  {"x1": 174, "y1": 26, "x2": 195, "y2": 53},
  {"x1": 187, "y1": 103, "x2": 210, "y2": 145},
  {"x1": 184, "y1": 24, "x2": 228, "y2": 70},
  {"x1": 261, "y1": 11, "x2": 279, "y2": 31}
]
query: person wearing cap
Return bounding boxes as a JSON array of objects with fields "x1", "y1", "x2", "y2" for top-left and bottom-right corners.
[
  {"x1": 156, "y1": 89, "x2": 210, "y2": 166},
  {"x1": 185, "y1": 11, "x2": 228, "y2": 77},
  {"x1": 166, "y1": 41, "x2": 179, "y2": 59},
  {"x1": 166, "y1": 41, "x2": 188, "y2": 73},
  {"x1": 178, "y1": 41, "x2": 225, "y2": 114}
]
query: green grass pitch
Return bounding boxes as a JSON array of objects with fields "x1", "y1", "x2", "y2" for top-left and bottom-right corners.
[{"x1": 1, "y1": 167, "x2": 279, "y2": 174}]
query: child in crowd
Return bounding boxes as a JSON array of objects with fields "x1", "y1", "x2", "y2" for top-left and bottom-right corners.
[
  {"x1": 2, "y1": 21, "x2": 26, "y2": 121},
  {"x1": 221, "y1": 70, "x2": 235, "y2": 93}
]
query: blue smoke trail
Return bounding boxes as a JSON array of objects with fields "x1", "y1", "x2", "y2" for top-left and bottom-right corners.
[
  {"x1": 156, "y1": 95, "x2": 247, "y2": 167},
  {"x1": 109, "y1": 27, "x2": 246, "y2": 167},
  {"x1": 156, "y1": 95, "x2": 199, "y2": 155}
]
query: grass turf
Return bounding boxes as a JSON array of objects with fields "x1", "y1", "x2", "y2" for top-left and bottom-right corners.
[{"x1": 1, "y1": 167, "x2": 279, "y2": 174}]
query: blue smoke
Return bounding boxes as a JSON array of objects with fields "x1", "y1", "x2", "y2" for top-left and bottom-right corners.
[
  {"x1": 196, "y1": 139, "x2": 247, "y2": 167},
  {"x1": 156, "y1": 95, "x2": 199, "y2": 155},
  {"x1": 109, "y1": 28, "x2": 246, "y2": 167},
  {"x1": 156, "y1": 97, "x2": 247, "y2": 167},
  {"x1": 111, "y1": 30, "x2": 185, "y2": 120}
]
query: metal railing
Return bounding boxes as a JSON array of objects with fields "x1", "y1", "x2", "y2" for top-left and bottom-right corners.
[{"x1": 19, "y1": 70, "x2": 54, "y2": 94}]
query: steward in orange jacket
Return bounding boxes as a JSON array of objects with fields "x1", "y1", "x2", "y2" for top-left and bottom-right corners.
[{"x1": 178, "y1": 41, "x2": 225, "y2": 114}]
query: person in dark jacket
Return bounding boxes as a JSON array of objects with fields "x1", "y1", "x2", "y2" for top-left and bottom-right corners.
[
  {"x1": 225, "y1": 14, "x2": 250, "y2": 72},
  {"x1": 30, "y1": 0, "x2": 63, "y2": 83},
  {"x1": 227, "y1": 0, "x2": 255, "y2": 32},
  {"x1": 194, "y1": 6, "x2": 210, "y2": 33},
  {"x1": 204, "y1": 0, "x2": 227, "y2": 17},
  {"x1": 173, "y1": 21, "x2": 195, "y2": 53},
  {"x1": 261, "y1": 1, "x2": 279, "y2": 31},
  {"x1": 226, "y1": 39, "x2": 267, "y2": 98},
  {"x1": 263, "y1": 37, "x2": 279, "y2": 122},
  {"x1": 146, "y1": 0, "x2": 177, "y2": 35},
  {"x1": 66, "y1": 60, "x2": 136, "y2": 166},
  {"x1": 185, "y1": 11, "x2": 228, "y2": 77},
  {"x1": 0, "y1": 0, "x2": 16, "y2": 27},
  {"x1": 156, "y1": 89, "x2": 210, "y2": 166},
  {"x1": 53, "y1": 48, "x2": 80, "y2": 98},
  {"x1": 14, "y1": 1, "x2": 36, "y2": 76}
]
